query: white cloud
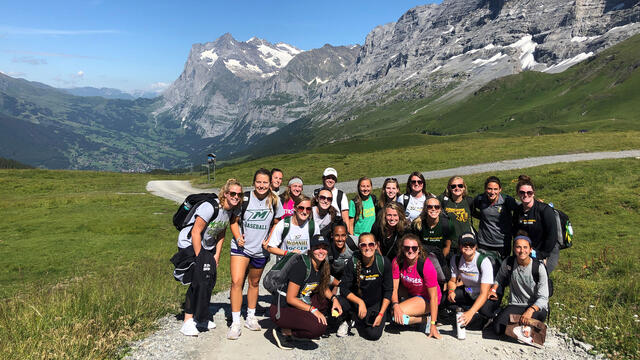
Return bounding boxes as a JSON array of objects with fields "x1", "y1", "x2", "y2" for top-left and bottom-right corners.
[
  {"x1": 0, "y1": 26, "x2": 119, "y2": 36},
  {"x1": 74, "y1": 70, "x2": 84, "y2": 78}
]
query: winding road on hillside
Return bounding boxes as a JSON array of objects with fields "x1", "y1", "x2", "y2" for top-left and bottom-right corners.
[{"x1": 130, "y1": 151, "x2": 638, "y2": 360}]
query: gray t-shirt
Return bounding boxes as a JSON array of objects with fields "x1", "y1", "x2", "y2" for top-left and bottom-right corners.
[
  {"x1": 494, "y1": 259, "x2": 549, "y2": 310},
  {"x1": 398, "y1": 193, "x2": 426, "y2": 222},
  {"x1": 177, "y1": 200, "x2": 234, "y2": 251},
  {"x1": 231, "y1": 192, "x2": 284, "y2": 258}
]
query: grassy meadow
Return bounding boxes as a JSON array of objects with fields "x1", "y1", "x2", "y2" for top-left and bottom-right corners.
[{"x1": 1, "y1": 153, "x2": 639, "y2": 359}]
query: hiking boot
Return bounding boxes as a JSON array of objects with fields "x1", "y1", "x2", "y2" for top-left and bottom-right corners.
[
  {"x1": 180, "y1": 318, "x2": 199, "y2": 336},
  {"x1": 272, "y1": 328, "x2": 293, "y2": 350},
  {"x1": 244, "y1": 315, "x2": 261, "y2": 331},
  {"x1": 227, "y1": 322, "x2": 242, "y2": 340},
  {"x1": 336, "y1": 321, "x2": 349, "y2": 337}
]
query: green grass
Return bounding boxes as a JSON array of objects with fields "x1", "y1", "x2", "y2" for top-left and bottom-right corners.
[{"x1": 1, "y1": 158, "x2": 639, "y2": 359}]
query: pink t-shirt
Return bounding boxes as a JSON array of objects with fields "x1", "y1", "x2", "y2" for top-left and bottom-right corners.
[
  {"x1": 392, "y1": 257, "x2": 442, "y2": 304},
  {"x1": 282, "y1": 199, "x2": 295, "y2": 219}
]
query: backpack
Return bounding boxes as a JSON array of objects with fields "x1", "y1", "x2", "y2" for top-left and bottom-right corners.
[
  {"x1": 263, "y1": 252, "x2": 312, "y2": 319},
  {"x1": 548, "y1": 203, "x2": 574, "y2": 250},
  {"x1": 400, "y1": 194, "x2": 410, "y2": 211},
  {"x1": 281, "y1": 216, "x2": 315, "y2": 243},
  {"x1": 505, "y1": 256, "x2": 554, "y2": 297},
  {"x1": 314, "y1": 188, "x2": 345, "y2": 213},
  {"x1": 173, "y1": 193, "x2": 220, "y2": 239}
]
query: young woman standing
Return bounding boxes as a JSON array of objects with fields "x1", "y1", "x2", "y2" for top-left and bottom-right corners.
[
  {"x1": 371, "y1": 202, "x2": 409, "y2": 260},
  {"x1": 348, "y1": 177, "x2": 376, "y2": 237},
  {"x1": 173, "y1": 179, "x2": 243, "y2": 336},
  {"x1": 270, "y1": 235, "x2": 342, "y2": 349},
  {"x1": 473, "y1": 176, "x2": 518, "y2": 259},
  {"x1": 513, "y1": 175, "x2": 559, "y2": 273},
  {"x1": 391, "y1": 234, "x2": 442, "y2": 339},
  {"x1": 228, "y1": 169, "x2": 284, "y2": 340},
  {"x1": 398, "y1": 172, "x2": 430, "y2": 222},
  {"x1": 439, "y1": 176, "x2": 475, "y2": 247},
  {"x1": 266, "y1": 195, "x2": 318, "y2": 258},
  {"x1": 337, "y1": 233, "x2": 393, "y2": 340},
  {"x1": 279, "y1": 176, "x2": 303, "y2": 219}
]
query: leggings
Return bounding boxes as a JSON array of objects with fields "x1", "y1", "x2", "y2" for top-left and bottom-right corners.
[
  {"x1": 269, "y1": 293, "x2": 328, "y2": 339},
  {"x1": 336, "y1": 296, "x2": 386, "y2": 341},
  {"x1": 494, "y1": 304, "x2": 547, "y2": 335}
]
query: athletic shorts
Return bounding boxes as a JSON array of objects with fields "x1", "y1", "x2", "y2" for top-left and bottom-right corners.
[{"x1": 230, "y1": 248, "x2": 269, "y2": 269}]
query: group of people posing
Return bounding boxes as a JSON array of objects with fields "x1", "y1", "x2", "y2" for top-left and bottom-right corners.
[{"x1": 172, "y1": 167, "x2": 558, "y2": 350}]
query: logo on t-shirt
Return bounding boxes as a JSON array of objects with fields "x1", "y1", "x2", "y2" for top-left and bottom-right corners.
[{"x1": 246, "y1": 209, "x2": 271, "y2": 221}]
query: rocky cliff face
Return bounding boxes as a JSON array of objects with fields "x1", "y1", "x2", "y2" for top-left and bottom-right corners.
[{"x1": 159, "y1": 0, "x2": 640, "y2": 156}]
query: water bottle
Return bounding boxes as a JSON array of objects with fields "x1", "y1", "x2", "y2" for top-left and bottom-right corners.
[
  {"x1": 424, "y1": 315, "x2": 431, "y2": 335},
  {"x1": 456, "y1": 307, "x2": 466, "y2": 340},
  {"x1": 402, "y1": 314, "x2": 410, "y2": 325}
]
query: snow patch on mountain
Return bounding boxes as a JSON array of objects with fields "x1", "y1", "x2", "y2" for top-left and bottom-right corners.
[
  {"x1": 509, "y1": 35, "x2": 539, "y2": 70},
  {"x1": 224, "y1": 59, "x2": 263, "y2": 75},
  {"x1": 472, "y1": 53, "x2": 507, "y2": 66},
  {"x1": 258, "y1": 43, "x2": 302, "y2": 68},
  {"x1": 200, "y1": 50, "x2": 219, "y2": 65},
  {"x1": 543, "y1": 52, "x2": 594, "y2": 73}
]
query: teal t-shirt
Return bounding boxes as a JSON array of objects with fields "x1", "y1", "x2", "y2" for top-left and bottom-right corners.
[{"x1": 349, "y1": 196, "x2": 376, "y2": 236}]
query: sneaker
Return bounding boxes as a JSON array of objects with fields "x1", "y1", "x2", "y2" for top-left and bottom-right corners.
[
  {"x1": 180, "y1": 318, "x2": 199, "y2": 336},
  {"x1": 244, "y1": 315, "x2": 261, "y2": 331},
  {"x1": 227, "y1": 322, "x2": 242, "y2": 340},
  {"x1": 336, "y1": 321, "x2": 349, "y2": 337},
  {"x1": 272, "y1": 328, "x2": 293, "y2": 350},
  {"x1": 197, "y1": 320, "x2": 216, "y2": 329}
]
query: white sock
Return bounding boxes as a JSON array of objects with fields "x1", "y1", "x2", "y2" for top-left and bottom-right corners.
[
  {"x1": 232, "y1": 311, "x2": 241, "y2": 324},
  {"x1": 247, "y1": 308, "x2": 256, "y2": 318}
]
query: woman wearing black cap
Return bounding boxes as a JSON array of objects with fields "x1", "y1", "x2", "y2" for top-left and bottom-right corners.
[
  {"x1": 270, "y1": 235, "x2": 342, "y2": 349},
  {"x1": 446, "y1": 232, "x2": 499, "y2": 331},
  {"x1": 490, "y1": 235, "x2": 550, "y2": 335},
  {"x1": 336, "y1": 233, "x2": 393, "y2": 340}
]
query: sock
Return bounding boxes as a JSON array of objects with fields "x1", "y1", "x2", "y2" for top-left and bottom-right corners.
[
  {"x1": 247, "y1": 308, "x2": 256, "y2": 318},
  {"x1": 232, "y1": 311, "x2": 241, "y2": 324}
]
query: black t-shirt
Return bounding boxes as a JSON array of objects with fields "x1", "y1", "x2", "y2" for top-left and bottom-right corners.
[
  {"x1": 277, "y1": 256, "x2": 320, "y2": 308},
  {"x1": 340, "y1": 254, "x2": 393, "y2": 307},
  {"x1": 371, "y1": 222, "x2": 406, "y2": 260}
]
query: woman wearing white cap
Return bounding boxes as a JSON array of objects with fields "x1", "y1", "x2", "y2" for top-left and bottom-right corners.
[{"x1": 321, "y1": 167, "x2": 349, "y2": 220}]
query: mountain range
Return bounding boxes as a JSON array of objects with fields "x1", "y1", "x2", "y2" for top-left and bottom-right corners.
[{"x1": 1, "y1": 0, "x2": 639, "y2": 170}]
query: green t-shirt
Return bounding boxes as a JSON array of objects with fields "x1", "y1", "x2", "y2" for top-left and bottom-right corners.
[{"x1": 349, "y1": 196, "x2": 376, "y2": 236}]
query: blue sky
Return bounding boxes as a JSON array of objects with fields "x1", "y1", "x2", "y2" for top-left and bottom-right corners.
[{"x1": 0, "y1": 0, "x2": 438, "y2": 93}]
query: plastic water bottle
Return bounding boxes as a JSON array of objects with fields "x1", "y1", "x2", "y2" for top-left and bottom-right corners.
[
  {"x1": 456, "y1": 308, "x2": 466, "y2": 340},
  {"x1": 424, "y1": 315, "x2": 431, "y2": 335}
]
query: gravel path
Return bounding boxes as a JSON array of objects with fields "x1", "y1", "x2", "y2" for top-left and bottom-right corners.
[
  {"x1": 132, "y1": 151, "x2": 636, "y2": 359},
  {"x1": 146, "y1": 150, "x2": 640, "y2": 200}
]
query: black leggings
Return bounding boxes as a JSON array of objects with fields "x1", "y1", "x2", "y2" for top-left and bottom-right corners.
[
  {"x1": 337, "y1": 296, "x2": 386, "y2": 341},
  {"x1": 494, "y1": 305, "x2": 547, "y2": 335}
]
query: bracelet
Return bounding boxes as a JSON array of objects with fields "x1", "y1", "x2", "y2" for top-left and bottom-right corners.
[
  {"x1": 490, "y1": 288, "x2": 497, "y2": 293},
  {"x1": 430, "y1": 320, "x2": 436, "y2": 325},
  {"x1": 330, "y1": 295, "x2": 337, "y2": 302},
  {"x1": 284, "y1": 250, "x2": 288, "y2": 255},
  {"x1": 448, "y1": 290, "x2": 455, "y2": 294},
  {"x1": 309, "y1": 305, "x2": 313, "y2": 312},
  {"x1": 378, "y1": 312, "x2": 384, "y2": 317},
  {"x1": 310, "y1": 307, "x2": 318, "y2": 313},
  {"x1": 392, "y1": 302, "x2": 399, "y2": 307}
]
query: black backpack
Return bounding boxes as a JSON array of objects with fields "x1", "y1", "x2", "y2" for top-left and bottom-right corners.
[
  {"x1": 263, "y1": 253, "x2": 312, "y2": 319},
  {"x1": 173, "y1": 193, "x2": 219, "y2": 238},
  {"x1": 505, "y1": 256, "x2": 553, "y2": 297},
  {"x1": 547, "y1": 204, "x2": 574, "y2": 250}
]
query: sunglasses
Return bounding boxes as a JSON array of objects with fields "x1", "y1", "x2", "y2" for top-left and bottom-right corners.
[
  {"x1": 450, "y1": 184, "x2": 465, "y2": 189},
  {"x1": 403, "y1": 245, "x2": 419, "y2": 252},
  {"x1": 359, "y1": 242, "x2": 376, "y2": 249},
  {"x1": 385, "y1": 177, "x2": 397, "y2": 182},
  {"x1": 228, "y1": 191, "x2": 241, "y2": 198},
  {"x1": 426, "y1": 204, "x2": 441, "y2": 210},
  {"x1": 518, "y1": 190, "x2": 534, "y2": 197},
  {"x1": 296, "y1": 206, "x2": 312, "y2": 212},
  {"x1": 323, "y1": 176, "x2": 337, "y2": 181},
  {"x1": 411, "y1": 180, "x2": 424, "y2": 185},
  {"x1": 461, "y1": 243, "x2": 476, "y2": 248},
  {"x1": 318, "y1": 195, "x2": 333, "y2": 202}
]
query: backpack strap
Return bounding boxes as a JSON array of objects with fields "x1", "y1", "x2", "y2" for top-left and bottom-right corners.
[
  {"x1": 301, "y1": 254, "x2": 312, "y2": 283},
  {"x1": 454, "y1": 254, "x2": 462, "y2": 273},
  {"x1": 337, "y1": 190, "x2": 344, "y2": 212},
  {"x1": 531, "y1": 258, "x2": 540, "y2": 284},
  {"x1": 240, "y1": 191, "x2": 251, "y2": 225},
  {"x1": 281, "y1": 216, "x2": 292, "y2": 242},
  {"x1": 476, "y1": 252, "x2": 487, "y2": 274},
  {"x1": 374, "y1": 253, "x2": 385, "y2": 275},
  {"x1": 416, "y1": 258, "x2": 425, "y2": 280},
  {"x1": 346, "y1": 235, "x2": 358, "y2": 251},
  {"x1": 402, "y1": 194, "x2": 410, "y2": 210}
]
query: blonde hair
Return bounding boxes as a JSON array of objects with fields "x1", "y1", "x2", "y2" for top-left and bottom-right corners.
[
  {"x1": 412, "y1": 195, "x2": 439, "y2": 232},
  {"x1": 220, "y1": 178, "x2": 242, "y2": 209},
  {"x1": 445, "y1": 176, "x2": 468, "y2": 198},
  {"x1": 379, "y1": 202, "x2": 408, "y2": 237}
]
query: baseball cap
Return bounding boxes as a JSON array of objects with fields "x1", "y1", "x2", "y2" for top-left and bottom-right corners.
[
  {"x1": 323, "y1": 167, "x2": 338, "y2": 178},
  {"x1": 459, "y1": 232, "x2": 477, "y2": 247},
  {"x1": 310, "y1": 234, "x2": 329, "y2": 248}
]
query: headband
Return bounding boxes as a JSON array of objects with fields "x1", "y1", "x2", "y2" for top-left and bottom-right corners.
[{"x1": 288, "y1": 177, "x2": 303, "y2": 186}]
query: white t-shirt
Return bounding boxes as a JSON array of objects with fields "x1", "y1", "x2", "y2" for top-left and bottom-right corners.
[
  {"x1": 268, "y1": 218, "x2": 319, "y2": 254},
  {"x1": 177, "y1": 200, "x2": 233, "y2": 251},
  {"x1": 312, "y1": 207, "x2": 333, "y2": 232},
  {"x1": 450, "y1": 252, "x2": 494, "y2": 298},
  {"x1": 231, "y1": 192, "x2": 285, "y2": 258},
  {"x1": 330, "y1": 188, "x2": 349, "y2": 215},
  {"x1": 398, "y1": 194, "x2": 426, "y2": 222}
]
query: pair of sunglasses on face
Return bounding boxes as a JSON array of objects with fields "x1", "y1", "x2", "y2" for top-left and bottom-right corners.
[
  {"x1": 426, "y1": 204, "x2": 440, "y2": 210},
  {"x1": 317, "y1": 195, "x2": 333, "y2": 202},
  {"x1": 359, "y1": 242, "x2": 376, "y2": 249},
  {"x1": 227, "y1": 191, "x2": 241, "y2": 198},
  {"x1": 518, "y1": 190, "x2": 534, "y2": 196},
  {"x1": 296, "y1": 206, "x2": 312, "y2": 212},
  {"x1": 411, "y1": 180, "x2": 423, "y2": 185},
  {"x1": 450, "y1": 183, "x2": 465, "y2": 189}
]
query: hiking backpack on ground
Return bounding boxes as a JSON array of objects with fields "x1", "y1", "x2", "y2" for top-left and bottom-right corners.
[{"x1": 172, "y1": 193, "x2": 219, "y2": 238}]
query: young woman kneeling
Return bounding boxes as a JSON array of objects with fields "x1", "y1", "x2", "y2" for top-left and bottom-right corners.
[
  {"x1": 270, "y1": 235, "x2": 342, "y2": 349},
  {"x1": 391, "y1": 233, "x2": 442, "y2": 339},
  {"x1": 337, "y1": 233, "x2": 393, "y2": 340}
]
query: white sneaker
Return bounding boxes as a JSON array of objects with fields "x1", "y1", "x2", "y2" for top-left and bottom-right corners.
[
  {"x1": 198, "y1": 320, "x2": 216, "y2": 329},
  {"x1": 244, "y1": 315, "x2": 261, "y2": 331},
  {"x1": 336, "y1": 321, "x2": 349, "y2": 337},
  {"x1": 227, "y1": 322, "x2": 242, "y2": 340},
  {"x1": 180, "y1": 318, "x2": 199, "y2": 336}
]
